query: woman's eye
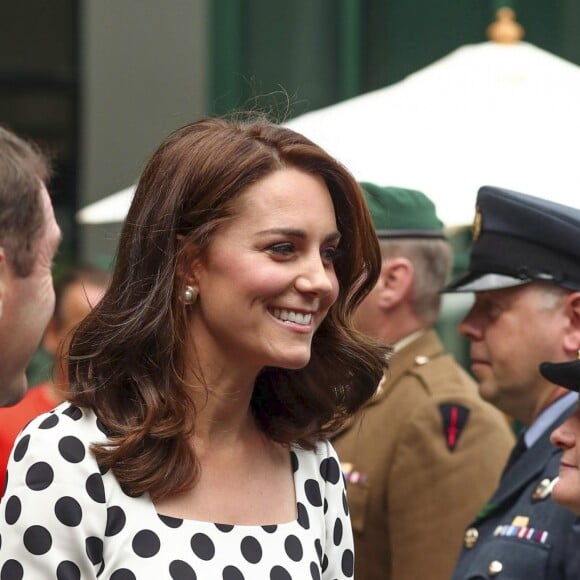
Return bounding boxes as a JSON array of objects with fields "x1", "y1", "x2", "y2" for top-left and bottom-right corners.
[
  {"x1": 321, "y1": 246, "x2": 341, "y2": 264},
  {"x1": 269, "y1": 242, "x2": 295, "y2": 256}
]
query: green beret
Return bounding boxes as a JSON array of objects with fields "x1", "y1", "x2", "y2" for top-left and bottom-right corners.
[{"x1": 360, "y1": 182, "x2": 445, "y2": 239}]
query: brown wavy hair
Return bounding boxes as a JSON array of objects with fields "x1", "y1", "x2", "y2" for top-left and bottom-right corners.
[{"x1": 68, "y1": 116, "x2": 386, "y2": 500}]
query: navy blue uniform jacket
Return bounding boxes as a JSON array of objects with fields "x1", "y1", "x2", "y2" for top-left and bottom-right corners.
[{"x1": 452, "y1": 403, "x2": 580, "y2": 579}]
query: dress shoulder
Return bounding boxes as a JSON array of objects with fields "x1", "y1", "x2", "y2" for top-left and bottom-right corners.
[
  {"x1": 0, "y1": 403, "x2": 110, "y2": 578},
  {"x1": 292, "y1": 440, "x2": 354, "y2": 579}
]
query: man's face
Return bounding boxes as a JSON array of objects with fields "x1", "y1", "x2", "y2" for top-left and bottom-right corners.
[
  {"x1": 0, "y1": 183, "x2": 61, "y2": 406},
  {"x1": 458, "y1": 283, "x2": 569, "y2": 423}
]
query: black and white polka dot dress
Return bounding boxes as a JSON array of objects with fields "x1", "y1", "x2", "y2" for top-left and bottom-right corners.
[{"x1": 0, "y1": 403, "x2": 354, "y2": 579}]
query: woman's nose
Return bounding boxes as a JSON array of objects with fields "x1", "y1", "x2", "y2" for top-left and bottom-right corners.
[
  {"x1": 295, "y1": 255, "x2": 336, "y2": 297},
  {"x1": 551, "y1": 419, "x2": 575, "y2": 450}
]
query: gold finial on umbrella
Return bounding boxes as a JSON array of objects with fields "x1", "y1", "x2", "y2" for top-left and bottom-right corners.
[{"x1": 487, "y1": 6, "x2": 524, "y2": 44}]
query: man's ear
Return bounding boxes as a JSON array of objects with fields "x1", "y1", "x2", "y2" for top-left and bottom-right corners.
[
  {"x1": 563, "y1": 292, "x2": 580, "y2": 354},
  {"x1": 376, "y1": 257, "x2": 414, "y2": 310}
]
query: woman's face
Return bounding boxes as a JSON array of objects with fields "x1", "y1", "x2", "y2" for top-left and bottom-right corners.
[
  {"x1": 188, "y1": 167, "x2": 341, "y2": 375},
  {"x1": 550, "y1": 396, "x2": 580, "y2": 514}
]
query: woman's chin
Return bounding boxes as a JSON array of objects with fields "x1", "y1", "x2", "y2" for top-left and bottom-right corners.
[
  {"x1": 275, "y1": 351, "x2": 312, "y2": 371},
  {"x1": 552, "y1": 479, "x2": 580, "y2": 515}
]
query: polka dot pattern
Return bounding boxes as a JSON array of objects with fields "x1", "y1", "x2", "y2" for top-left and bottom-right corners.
[
  {"x1": 319, "y1": 457, "x2": 340, "y2": 485},
  {"x1": 25, "y1": 461, "x2": 54, "y2": 490},
  {"x1": 39, "y1": 414, "x2": 59, "y2": 429},
  {"x1": 190, "y1": 533, "x2": 215, "y2": 560},
  {"x1": 341, "y1": 549, "x2": 354, "y2": 577},
  {"x1": 333, "y1": 518, "x2": 343, "y2": 546},
  {"x1": 297, "y1": 503, "x2": 310, "y2": 529},
  {"x1": 0, "y1": 403, "x2": 354, "y2": 578},
  {"x1": 284, "y1": 534, "x2": 303, "y2": 561},
  {"x1": 310, "y1": 561, "x2": 321, "y2": 580},
  {"x1": 85, "y1": 536, "x2": 103, "y2": 565},
  {"x1": 223, "y1": 565, "x2": 244, "y2": 580},
  {"x1": 159, "y1": 514, "x2": 183, "y2": 529},
  {"x1": 23, "y1": 525, "x2": 52, "y2": 555},
  {"x1": 169, "y1": 559, "x2": 197, "y2": 579},
  {"x1": 56, "y1": 560, "x2": 81, "y2": 580},
  {"x1": 304, "y1": 480, "x2": 322, "y2": 507},
  {"x1": 63, "y1": 406, "x2": 83, "y2": 421},
  {"x1": 12, "y1": 435, "x2": 30, "y2": 462},
  {"x1": 55, "y1": 497, "x2": 83, "y2": 527},
  {"x1": 106, "y1": 506, "x2": 127, "y2": 536},
  {"x1": 0, "y1": 559, "x2": 23, "y2": 580},
  {"x1": 58, "y1": 436, "x2": 86, "y2": 463},
  {"x1": 110, "y1": 570, "x2": 136, "y2": 580},
  {"x1": 86, "y1": 472, "x2": 105, "y2": 503},
  {"x1": 132, "y1": 529, "x2": 161, "y2": 558},
  {"x1": 240, "y1": 535, "x2": 262, "y2": 563},
  {"x1": 4, "y1": 496, "x2": 21, "y2": 525}
]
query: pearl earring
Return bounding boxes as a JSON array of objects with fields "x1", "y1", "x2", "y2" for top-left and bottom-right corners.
[{"x1": 183, "y1": 285, "x2": 199, "y2": 304}]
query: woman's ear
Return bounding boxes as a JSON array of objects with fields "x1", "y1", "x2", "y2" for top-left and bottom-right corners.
[
  {"x1": 376, "y1": 257, "x2": 413, "y2": 310},
  {"x1": 176, "y1": 238, "x2": 202, "y2": 288}
]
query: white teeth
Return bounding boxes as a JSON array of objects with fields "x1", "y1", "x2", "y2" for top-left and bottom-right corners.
[{"x1": 272, "y1": 308, "x2": 313, "y2": 325}]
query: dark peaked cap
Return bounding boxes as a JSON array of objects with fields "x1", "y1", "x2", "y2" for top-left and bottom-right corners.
[
  {"x1": 540, "y1": 359, "x2": 580, "y2": 392},
  {"x1": 444, "y1": 186, "x2": 580, "y2": 293}
]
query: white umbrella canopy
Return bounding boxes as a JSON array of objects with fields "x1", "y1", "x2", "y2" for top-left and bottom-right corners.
[
  {"x1": 76, "y1": 185, "x2": 135, "y2": 224},
  {"x1": 77, "y1": 41, "x2": 580, "y2": 226},
  {"x1": 286, "y1": 40, "x2": 580, "y2": 227}
]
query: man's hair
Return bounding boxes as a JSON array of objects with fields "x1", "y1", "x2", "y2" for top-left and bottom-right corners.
[
  {"x1": 0, "y1": 126, "x2": 51, "y2": 277},
  {"x1": 380, "y1": 237, "x2": 453, "y2": 325},
  {"x1": 535, "y1": 282, "x2": 570, "y2": 311}
]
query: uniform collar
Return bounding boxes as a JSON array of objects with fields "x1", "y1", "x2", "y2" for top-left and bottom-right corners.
[
  {"x1": 391, "y1": 328, "x2": 426, "y2": 353},
  {"x1": 524, "y1": 391, "x2": 578, "y2": 448}
]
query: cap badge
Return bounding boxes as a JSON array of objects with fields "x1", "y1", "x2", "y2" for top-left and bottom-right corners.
[{"x1": 473, "y1": 205, "x2": 483, "y2": 241}]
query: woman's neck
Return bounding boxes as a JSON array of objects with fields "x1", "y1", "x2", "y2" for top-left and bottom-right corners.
[{"x1": 186, "y1": 368, "x2": 259, "y2": 446}]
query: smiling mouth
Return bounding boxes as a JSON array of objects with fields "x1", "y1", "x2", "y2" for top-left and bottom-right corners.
[{"x1": 271, "y1": 308, "x2": 313, "y2": 326}]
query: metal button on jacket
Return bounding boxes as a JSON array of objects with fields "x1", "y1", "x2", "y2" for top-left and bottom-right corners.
[
  {"x1": 488, "y1": 560, "x2": 503, "y2": 576},
  {"x1": 464, "y1": 527, "x2": 479, "y2": 549}
]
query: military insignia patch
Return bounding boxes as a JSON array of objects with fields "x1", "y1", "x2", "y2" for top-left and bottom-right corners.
[{"x1": 439, "y1": 403, "x2": 470, "y2": 451}]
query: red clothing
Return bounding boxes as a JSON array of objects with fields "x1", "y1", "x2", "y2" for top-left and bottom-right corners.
[{"x1": 0, "y1": 383, "x2": 58, "y2": 493}]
